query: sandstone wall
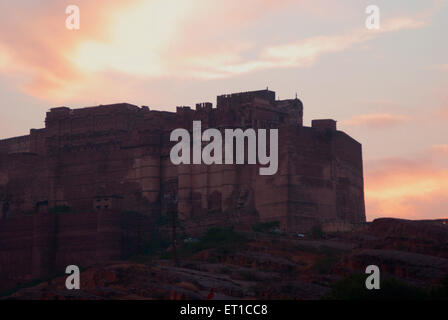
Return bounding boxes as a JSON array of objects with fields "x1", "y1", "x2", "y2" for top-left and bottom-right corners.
[
  {"x1": 0, "y1": 90, "x2": 366, "y2": 290},
  {"x1": 282, "y1": 126, "x2": 365, "y2": 232},
  {"x1": 0, "y1": 211, "x2": 151, "y2": 292},
  {"x1": 0, "y1": 153, "x2": 48, "y2": 215},
  {"x1": 0, "y1": 135, "x2": 30, "y2": 154}
]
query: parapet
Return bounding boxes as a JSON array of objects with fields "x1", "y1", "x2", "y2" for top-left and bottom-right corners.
[
  {"x1": 195, "y1": 102, "x2": 213, "y2": 111},
  {"x1": 176, "y1": 106, "x2": 192, "y2": 114},
  {"x1": 46, "y1": 106, "x2": 71, "y2": 119},
  {"x1": 0, "y1": 135, "x2": 31, "y2": 154},
  {"x1": 312, "y1": 119, "x2": 337, "y2": 131},
  {"x1": 217, "y1": 89, "x2": 276, "y2": 109},
  {"x1": 47, "y1": 103, "x2": 140, "y2": 118}
]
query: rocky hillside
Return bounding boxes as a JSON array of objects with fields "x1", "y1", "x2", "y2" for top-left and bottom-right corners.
[{"x1": 3, "y1": 218, "x2": 448, "y2": 300}]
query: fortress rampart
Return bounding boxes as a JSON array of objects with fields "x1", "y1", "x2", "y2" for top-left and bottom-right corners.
[
  {"x1": 0, "y1": 89, "x2": 365, "y2": 289},
  {"x1": 0, "y1": 211, "x2": 150, "y2": 292}
]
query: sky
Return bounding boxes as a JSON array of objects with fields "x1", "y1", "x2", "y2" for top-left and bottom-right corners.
[{"x1": 0, "y1": 0, "x2": 447, "y2": 221}]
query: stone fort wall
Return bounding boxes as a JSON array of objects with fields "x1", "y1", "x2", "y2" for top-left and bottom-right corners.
[
  {"x1": 0, "y1": 211, "x2": 151, "y2": 292},
  {"x1": 0, "y1": 89, "x2": 366, "y2": 289},
  {"x1": 0, "y1": 89, "x2": 365, "y2": 231}
]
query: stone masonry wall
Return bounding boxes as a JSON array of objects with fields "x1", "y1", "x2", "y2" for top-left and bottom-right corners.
[
  {"x1": 0, "y1": 211, "x2": 151, "y2": 292},
  {"x1": 0, "y1": 89, "x2": 365, "y2": 290}
]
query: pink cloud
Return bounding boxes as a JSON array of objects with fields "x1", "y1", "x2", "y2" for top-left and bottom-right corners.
[
  {"x1": 431, "y1": 144, "x2": 448, "y2": 154},
  {"x1": 177, "y1": 11, "x2": 431, "y2": 79},
  {"x1": 441, "y1": 107, "x2": 448, "y2": 120},
  {"x1": 341, "y1": 113, "x2": 410, "y2": 128},
  {"x1": 0, "y1": 0, "x2": 134, "y2": 101},
  {"x1": 0, "y1": 0, "x2": 437, "y2": 102},
  {"x1": 431, "y1": 64, "x2": 448, "y2": 71},
  {"x1": 365, "y1": 156, "x2": 448, "y2": 221}
]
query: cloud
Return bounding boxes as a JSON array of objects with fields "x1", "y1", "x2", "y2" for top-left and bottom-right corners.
[
  {"x1": 365, "y1": 156, "x2": 448, "y2": 221},
  {"x1": 0, "y1": 0, "x2": 436, "y2": 102},
  {"x1": 430, "y1": 64, "x2": 448, "y2": 71},
  {"x1": 341, "y1": 113, "x2": 410, "y2": 128},
  {"x1": 190, "y1": 15, "x2": 428, "y2": 79},
  {"x1": 379, "y1": 17, "x2": 426, "y2": 32},
  {"x1": 431, "y1": 144, "x2": 448, "y2": 154},
  {"x1": 441, "y1": 107, "x2": 448, "y2": 120},
  {"x1": 0, "y1": 0, "x2": 133, "y2": 101}
]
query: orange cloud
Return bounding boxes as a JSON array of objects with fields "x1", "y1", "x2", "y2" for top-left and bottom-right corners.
[
  {"x1": 431, "y1": 144, "x2": 448, "y2": 154},
  {"x1": 0, "y1": 0, "x2": 134, "y2": 101},
  {"x1": 441, "y1": 107, "x2": 448, "y2": 120},
  {"x1": 190, "y1": 15, "x2": 428, "y2": 79},
  {"x1": 433, "y1": 64, "x2": 448, "y2": 71},
  {"x1": 0, "y1": 0, "x2": 436, "y2": 102},
  {"x1": 341, "y1": 113, "x2": 410, "y2": 128},
  {"x1": 365, "y1": 157, "x2": 448, "y2": 221}
]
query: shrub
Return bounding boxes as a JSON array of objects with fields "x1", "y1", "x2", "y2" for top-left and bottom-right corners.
[
  {"x1": 141, "y1": 237, "x2": 170, "y2": 256},
  {"x1": 310, "y1": 225, "x2": 324, "y2": 238},
  {"x1": 252, "y1": 221, "x2": 280, "y2": 233},
  {"x1": 178, "y1": 227, "x2": 248, "y2": 258},
  {"x1": 156, "y1": 212, "x2": 180, "y2": 227},
  {"x1": 312, "y1": 255, "x2": 339, "y2": 274}
]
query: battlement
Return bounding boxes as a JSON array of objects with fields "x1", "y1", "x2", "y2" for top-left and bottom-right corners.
[
  {"x1": 39, "y1": 90, "x2": 303, "y2": 136},
  {"x1": 0, "y1": 135, "x2": 31, "y2": 154},
  {"x1": 195, "y1": 102, "x2": 213, "y2": 111},
  {"x1": 217, "y1": 89, "x2": 276, "y2": 109},
  {"x1": 46, "y1": 103, "x2": 141, "y2": 121},
  {"x1": 312, "y1": 119, "x2": 337, "y2": 131},
  {"x1": 0, "y1": 90, "x2": 307, "y2": 159},
  {"x1": 176, "y1": 106, "x2": 192, "y2": 114}
]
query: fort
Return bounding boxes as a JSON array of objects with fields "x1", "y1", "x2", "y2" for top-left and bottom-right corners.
[
  {"x1": 170, "y1": 121, "x2": 279, "y2": 175},
  {"x1": 0, "y1": 89, "x2": 366, "y2": 290}
]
